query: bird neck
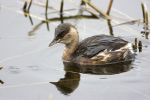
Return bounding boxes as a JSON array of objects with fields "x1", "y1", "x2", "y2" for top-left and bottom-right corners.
[{"x1": 63, "y1": 28, "x2": 79, "y2": 61}]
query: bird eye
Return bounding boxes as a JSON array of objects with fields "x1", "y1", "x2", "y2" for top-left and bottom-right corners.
[{"x1": 58, "y1": 30, "x2": 66, "y2": 37}]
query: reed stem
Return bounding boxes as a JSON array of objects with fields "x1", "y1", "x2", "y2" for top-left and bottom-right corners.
[
  {"x1": 106, "y1": 0, "x2": 113, "y2": 15},
  {"x1": 45, "y1": 0, "x2": 50, "y2": 30},
  {"x1": 60, "y1": 0, "x2": 64, "y2": 23},
  {"x1": 82, "y1": 0, "x2": 111, "y2": 20}
]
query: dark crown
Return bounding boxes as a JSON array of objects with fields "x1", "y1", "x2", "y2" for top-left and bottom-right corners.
[{"x1": 55, "y1": 23, "x2": 75, "y2": 40}]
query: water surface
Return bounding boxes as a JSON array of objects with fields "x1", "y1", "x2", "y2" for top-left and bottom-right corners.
[{"x1": 0, "y1": 0, "x2": 150, "y2": 100}]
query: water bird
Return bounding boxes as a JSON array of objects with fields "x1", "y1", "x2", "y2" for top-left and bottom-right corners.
[{"x1": 49, "y1": 23, "x2": 134, "y2": 65}]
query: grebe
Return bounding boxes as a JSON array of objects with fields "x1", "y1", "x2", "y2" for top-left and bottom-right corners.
[{"x1": 49, "y1": 23, "x2": 134, "y2": 65}]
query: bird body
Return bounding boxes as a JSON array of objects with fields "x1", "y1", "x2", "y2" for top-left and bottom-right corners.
[{"x1": 49, "y1": 23, "x2": 134, "y2": 65}]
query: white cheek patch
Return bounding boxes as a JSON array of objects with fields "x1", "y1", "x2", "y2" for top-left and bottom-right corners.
[{"x1": 61, "y1": 27, "x2": 78, "y2": 44}]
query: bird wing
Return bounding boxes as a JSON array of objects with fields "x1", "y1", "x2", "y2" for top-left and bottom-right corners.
[{"x1": 73, "y1": 35, "x2": 128, "y2": 58}]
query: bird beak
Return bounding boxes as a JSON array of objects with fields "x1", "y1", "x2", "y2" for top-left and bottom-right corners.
[
  {"x1": 49, "y1": 38, "x2": 60, "y2": 47},
  {"x1": 49, "y1": 39, "x2": 57, "y2": 47}
]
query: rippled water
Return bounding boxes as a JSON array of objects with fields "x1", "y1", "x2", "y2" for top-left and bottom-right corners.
[{"x1": 0, "y1": 0, "x2": 150, "y2": 100}]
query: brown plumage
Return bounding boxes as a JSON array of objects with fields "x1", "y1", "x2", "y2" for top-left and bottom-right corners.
[{"x1": 49, "y1": 23, "x2": 135, "y2": 65}]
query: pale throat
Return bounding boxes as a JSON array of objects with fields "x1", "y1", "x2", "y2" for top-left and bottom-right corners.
[{"x1": 62, "y1": 27, "x2": 79, "y2": 61}]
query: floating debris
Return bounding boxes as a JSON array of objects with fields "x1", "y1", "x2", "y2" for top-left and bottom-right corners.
[
  {"x1": 0, "y1": 80, "x2": 4, "y2": 84},
  {"x1": 0, "y1": 67, "x2": 3, "y2": 70}
]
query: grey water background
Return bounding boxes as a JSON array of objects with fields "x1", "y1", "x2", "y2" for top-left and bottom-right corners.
[{"x1": 0, "y1": 0, "x2": 150, "y2": 100}]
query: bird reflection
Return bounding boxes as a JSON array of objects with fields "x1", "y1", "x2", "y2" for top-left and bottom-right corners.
[
  {"x1": 50, "y1": 71, "x2": 80, "y2": 95},
  {"x1": 50, "y1": 60, "x2": 133, "y2": 95},
  {"x1": 63, "y1": 61, "x2": 133, "y2": 75}
]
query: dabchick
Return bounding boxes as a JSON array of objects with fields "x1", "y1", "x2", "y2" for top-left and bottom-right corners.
[{"x1": 49, "y1": 23, "x2": 134, "y2": 65}]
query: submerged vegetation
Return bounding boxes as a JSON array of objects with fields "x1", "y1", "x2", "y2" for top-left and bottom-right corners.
[
  {"x1": 20, "y1": 0, "x2": 150, "y2": 53},
  {"x1": 21, "y1": 0, "x2": 150, "y2": 39}
]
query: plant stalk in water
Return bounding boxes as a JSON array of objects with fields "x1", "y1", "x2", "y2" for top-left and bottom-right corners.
[
  {"x1": 60, "y1": 0, "x2": 64, "y2": 23},
  {"x1": 106, "y1": 0, "x2": 113, "y2": 35},
  {"x1": 45, "y1": 0, "x2": 50, "y2": 31},
  {"x1": 82, "y1": 0, "x2": 111, "y2": 20},
  {"x1": 141, "y1": 3, "x2": 149, "y2": 36},
  {"x1": 22, "y1": 0, "x2": 34, "y2": 25}
]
